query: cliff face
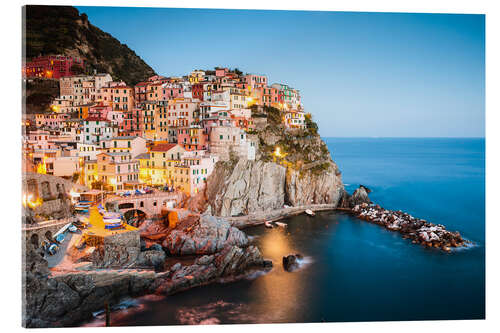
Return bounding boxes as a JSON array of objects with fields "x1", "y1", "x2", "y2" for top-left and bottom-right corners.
[
  {"x1": 206, "y1": 160, "x2": 287, "y2": 217},
  {"x1": 204, "y1": 106, "x2": 345, "y2": 217},
  {"x1": 23, "y1": 5, "x2": 156, "y2": 85},
  {"x1": 286, "y1": 161, "x2": 344, "y2": 207}
]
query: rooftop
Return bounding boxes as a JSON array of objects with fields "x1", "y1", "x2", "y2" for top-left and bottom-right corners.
[
  {"x1": 135, "y1": 152, "x2": 150, "y2": 160},
  {"x1": 150, "y1": 143, "x2": 178, "y2": 152}
]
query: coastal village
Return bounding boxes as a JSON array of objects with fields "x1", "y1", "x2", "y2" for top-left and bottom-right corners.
[
  {"x1": 22, "y1": 55, "x2": 467, "y2": 328},
  {"x1": 23, "y1": 56, "x2": 305, "y2": 195},
  {"x1": 22, "y1": 56, "x2": 314, "y2": 327}
]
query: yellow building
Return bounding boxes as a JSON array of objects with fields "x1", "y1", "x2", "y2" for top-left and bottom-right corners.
[
  {"x1": 84, "y1": 160, "x2": 98, "y2": 188},
  {"x1": 136, "y1": 152, "x2": 152, "y2": 184},
  {"x1": 137, "y1": 143, "x2": 186, "y2": 188}
]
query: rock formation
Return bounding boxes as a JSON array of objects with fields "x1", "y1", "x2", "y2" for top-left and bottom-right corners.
[
  {"x1": 204, "y1": 119, "x2": 345, "y2": 217},
  {"x1": 23, "y1": 214, "x2": 271, "y2": 327},
  {"x1": 339, "y1": 184, "x2": 372, "y2": 208},
  {"x1": 162, "y1": 214, "x2": 249, "y2": 255},
  {"x1": 282, "y1": 254, "x2": 303, "y2": 272},
  {"x1": 285, "y1": 162, "x2": 344, "y2": 207},
  {"x1": 205, "y1": 160, "x2": 287, "y2": 216}
]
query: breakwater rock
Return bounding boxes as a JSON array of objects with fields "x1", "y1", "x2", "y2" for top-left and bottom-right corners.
[{"x1": 352, "y1": 203, "x2": 468, "y2": 251}]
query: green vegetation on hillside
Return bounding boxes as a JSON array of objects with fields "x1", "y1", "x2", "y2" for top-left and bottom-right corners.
[
  {"x1": 24, "y1": 5, "x2": 156, "y2": 85},
  {"x1": 251, "y1": 105, "x2": 332, "y2": 174},
  {"x1": 23, "y1": 79, "x2": 59, "y2": 114}
]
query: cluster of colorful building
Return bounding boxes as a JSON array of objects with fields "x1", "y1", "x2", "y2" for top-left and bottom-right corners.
[{"x1": 23, "y1": 64, "x2": 306, "y2": 196}]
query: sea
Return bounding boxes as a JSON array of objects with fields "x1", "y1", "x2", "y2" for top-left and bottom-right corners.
[{"x1": 84, "y1": 138, "x2": 485, "y2": 326}]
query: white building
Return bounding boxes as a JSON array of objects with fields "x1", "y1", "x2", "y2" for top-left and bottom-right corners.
[
  {"x1": 209, "y1": 125, "x2": 255, "y2": 161},
  {"x1": 82, "y1": 117, "x2": 117, "y2": 145},
  {"x1": 100, "y1": 136, "x2": 147, "y2": 158}
]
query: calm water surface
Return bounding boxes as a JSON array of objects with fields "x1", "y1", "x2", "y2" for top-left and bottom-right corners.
[{"x1": 85, "y1": 138, "x2": 485, "y2": 326}]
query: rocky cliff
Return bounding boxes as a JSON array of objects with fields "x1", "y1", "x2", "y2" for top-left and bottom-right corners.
[
  {"x1": 23, "y1": 215, "x2": 270, "y2": 327},
  {"x1": 203, "y1": 106, "x2": 345, "y2": 217}
]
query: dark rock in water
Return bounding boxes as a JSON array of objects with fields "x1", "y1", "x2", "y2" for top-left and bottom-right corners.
[
  {"x1": 263, "y1": 259, "x2": 273, "y2": 268},
  {"x1": 349, "y1": 185, "x2": 372, "y2": 207},
  {"x1": 360, "y1": 185, "x2": 372, "y2": 193},
  {"x1": 282, "y1": 254, "x2": 300, "y2": 272}
]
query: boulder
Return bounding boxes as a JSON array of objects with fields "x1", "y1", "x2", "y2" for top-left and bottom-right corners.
[
  {"x1": 136, "y1": 250, "x2": 166, "y2": 268},
  {"x1": 349, "y1": 185, "x2": 371, "y2": 207},
  {"x1": 162, "y1": 215, "x2": 249, "y2": 256},
  {"x1": 282, "y1": 254, "x2": 300, "y2": 272}
]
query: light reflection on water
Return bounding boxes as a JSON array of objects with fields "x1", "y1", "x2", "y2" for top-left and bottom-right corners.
[
  {"x1": 82, "y1": 138, "x2": 484, "y2": 326},
  {"x1": 82, "y1": 211, "x2": 484, "y2": 326},
  {"x1": 244, "y1": 227, "x2": 304, "y2": 323}
]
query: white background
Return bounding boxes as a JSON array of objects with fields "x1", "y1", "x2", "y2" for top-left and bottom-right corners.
[{"x1": 0, "y1": 0, "x2": 498, "y2": 332}]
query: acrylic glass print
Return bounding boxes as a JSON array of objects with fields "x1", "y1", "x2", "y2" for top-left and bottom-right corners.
[{"x1": 21, "y1": 5, "x2": 485, "y2": 328}]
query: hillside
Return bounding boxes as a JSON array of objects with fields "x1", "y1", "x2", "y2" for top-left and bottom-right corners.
[
  {"x1": 23, "y1": 5, "x2": 156, "y2": 86},
  {"x1": 22, "y1": 79, "x2": 59, "y2": 114}
]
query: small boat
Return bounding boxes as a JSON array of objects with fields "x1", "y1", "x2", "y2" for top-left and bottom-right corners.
[
  {"x1": 264, "y1": 221, "x2": 274, "y2": 228},
  {"x1": 55, "y1": 233, "x2": 66, "y2": 243},
  {"x1": 47, "y1": 243, "x2": 59, "y2": 255},
  {"x1": 305, "y1": 209, "x2": 315, "y2": 217},
  {"x1": 275, "y1": 222, "x2": 287, "y2": 228}
]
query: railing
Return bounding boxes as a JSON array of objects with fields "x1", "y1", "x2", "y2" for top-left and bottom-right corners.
[
  {"x1": 22, "y1": 217, "x2": 73, "y2": 231},
  {"x1": 106, "y1": 191, "x2": 181, "y2": 203}
]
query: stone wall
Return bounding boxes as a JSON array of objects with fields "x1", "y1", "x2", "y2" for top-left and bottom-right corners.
[
  {"x1": 87, "y1": 230, "x2": 141, "y2": 268},
  {"x1": 22, "y1": 172, "x2": 88, "y2": 200}
]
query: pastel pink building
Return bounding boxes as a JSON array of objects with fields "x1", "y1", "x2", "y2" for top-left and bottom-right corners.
[
  {"x1": 120, "y1": 108, "x2": 141, "y2": 136},
  {"x1": 176, "y1": 126, "x2": 207, "y2": 151},
  {"x1": 215, "y1": 67, "x2": 228, "y2": 77},
  {"x1": 165, "y1": 99, "x2": 199, "y2": 128},
  {"x1": 98, "y1": 82, "x2": 135, "y2": 111},
  {"x1": 245, "y1": 74, "x2": 268, "y2": 89},
  {"x1": 162, "y1": 84, "x2": 184, "y2": 101},
  {"x1": 34, "y1": 113, "x2": 70, "y2": 129},
  {"x1": 88, "y1": 103, "x2": 112, "y2": 118}
]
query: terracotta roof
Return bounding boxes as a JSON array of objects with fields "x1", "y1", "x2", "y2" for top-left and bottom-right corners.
[
  {"x1": 85, "y1": 116, "x2": 108, "y2": 122},
  {"x1": 150, "y1": 143, "x2": 178, "y2": 152}
]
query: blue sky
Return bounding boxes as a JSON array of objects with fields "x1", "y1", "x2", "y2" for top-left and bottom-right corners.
[{"x1": 76, "y1": 7, "x2": 485, "y2": 137}]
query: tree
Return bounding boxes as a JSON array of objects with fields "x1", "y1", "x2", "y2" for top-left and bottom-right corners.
[{"x1": 70, "y1": 63, "x2": 85, "y2": 75}]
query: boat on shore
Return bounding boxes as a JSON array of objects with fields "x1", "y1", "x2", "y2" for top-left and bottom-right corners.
[
  {"x1": 264, "y1": 221, "x2": 274, "y2": 228},
  {"x1": 275, "y1": 222, "x2": 287, "y2": 228},
  {"x1": 305, "y1": 209, "x2": 315, "y2": 217}
]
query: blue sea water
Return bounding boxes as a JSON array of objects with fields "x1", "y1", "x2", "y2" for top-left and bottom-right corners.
[{"x1": 85, "y1": 138, "x2": 485, "y2": 326}]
